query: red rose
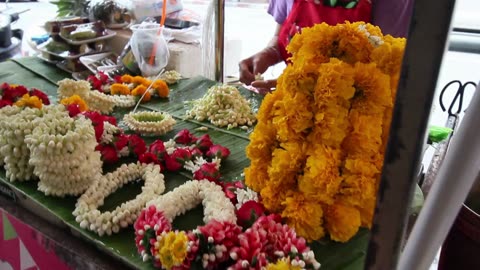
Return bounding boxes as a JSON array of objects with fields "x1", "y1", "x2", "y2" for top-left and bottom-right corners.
[
  {"x1": 113, "y1": 75, "x2": 122, "y2": 83},
  {"x1": 29, "y1": 89, "x2": 50, "y2": 105},
  {"x1": 164, "y1": 148, "x2": 192, "y2": 171},
  {"x1": 222, "y1": 181, "x2": 245, "y2": 204},
  {"x1": 95, "y1": 144, "x2": 119, "y2": 164},
  {"x1": 66, "y1": 104, "x2": 82, "y2": 118},
  {"x1": 0, "y1": 99, "x2": 13, "y2": 108},
  {"x1": 174, "y1": 129, "x2": 197, "y2": 145},
  {"x1": 190, "y1": 147, "x2": 203, "y2": 159},
  {"x1": 92, "y1": 122, "x2": 104, "y2": 142},
  {"x1": 115, "y1": 133, "x2": 130, "y2": 151},
  {"x1": 193, "y1": 162, "x2": 220, "y2": 183},
  {"x1": 83, "y1": 111, "x2": 104, "y2": 126},
  {"x1": 206, "y1": 145, "x2": 231, "y2": 159},
  {"x1": 98, "y1": 72, "x2": 109, "y2": 83},
  {"x1": 139, "y1": 152, "x2": 161, "y2": 165},
  {"x1": 88, "y1": 75, "x2": 103, "y2": 92},
  {"x1": 195, "y1": 134, "x2": 213, "y2": 152},
  {"x1": 2, "y1": 85, "x2": 28, "y2": 101},
  {"x1": 148, "y1": 140, "x2": 166, "y2": 160},
  {"x1": 128, "y1": 134, "x2": 147, "y2": 157},
  {"x1": 236, "y1": 200, "x2": 265, "y2": 228},
  {"x1": 0, "y1": 82, "x2": 9, "y2": 92}
]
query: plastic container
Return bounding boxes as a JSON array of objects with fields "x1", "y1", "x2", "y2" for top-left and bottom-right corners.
[{"x1": 132, "y1": 0, "x2": 183, "y2": 22}]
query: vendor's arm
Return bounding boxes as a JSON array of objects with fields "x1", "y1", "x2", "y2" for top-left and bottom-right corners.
[{"x1": 239, "y1": 24, "x2": 283, "y2": 85}]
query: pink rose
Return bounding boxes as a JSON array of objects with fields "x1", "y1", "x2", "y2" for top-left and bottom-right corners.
[
  {"x1": 193, "y1": 162, "x2": 220, "y2": 183},
  {"x1": 206, "y1": 145, "x2": 231, "y2": 159}
]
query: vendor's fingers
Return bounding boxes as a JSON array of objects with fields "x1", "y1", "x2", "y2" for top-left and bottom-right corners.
[
  {"x1": 239, "y1": 60, "x2": 255, "y2": 85},
  {"x1": 251, "y1": 79, "x2": 277, "y2": 90}
]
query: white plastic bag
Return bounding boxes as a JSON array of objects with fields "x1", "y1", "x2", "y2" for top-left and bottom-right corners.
[{"x1": 130, "y1": 20, "x2": 170, "y2": 77}]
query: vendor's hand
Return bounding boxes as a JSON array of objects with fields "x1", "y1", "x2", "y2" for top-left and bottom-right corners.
[
  {"x1": 239, "y1": 46, "x2": 282, "y2": 85},
  {"x1": 250, "y1": 79, "x2": 277, "y2": 95}
]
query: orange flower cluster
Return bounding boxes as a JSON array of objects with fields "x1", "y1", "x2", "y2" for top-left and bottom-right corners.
[
  {"x1": 245, "y1": 22, "x2": 406, "y2": 242},
  {"x1": 110, "y1": 75, "x2": 169, "y2": 101},
  {"x1": 60, "y1": 95, "x2": 89, "y2": 112}
]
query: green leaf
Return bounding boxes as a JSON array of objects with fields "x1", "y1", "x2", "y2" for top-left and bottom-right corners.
[
  {"x1": 345, "y1": 1, "x2": 359, "y2": 8},
  {"x1": 329, "y1": 0, "x2": 338, "y2": 6}
]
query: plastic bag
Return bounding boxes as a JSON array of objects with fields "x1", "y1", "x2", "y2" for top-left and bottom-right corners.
[{"x1": 130, "y1": 20, "x2": 170, "y2": 77}]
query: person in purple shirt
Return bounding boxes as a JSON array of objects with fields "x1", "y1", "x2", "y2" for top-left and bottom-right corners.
[{"x1": 239, "y1": 0, "x2": 414, "y2": 93}]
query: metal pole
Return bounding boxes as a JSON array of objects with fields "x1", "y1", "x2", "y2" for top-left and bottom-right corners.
[
  {"x1": 364, "y1": 0, "x2": 457, "y2": 269},
  {"x1": 214, "y1": 0, "x2": 225, "y2": 82},
  {"x1": 398, "y1": 84, "x2": 480, "y2": 270}
]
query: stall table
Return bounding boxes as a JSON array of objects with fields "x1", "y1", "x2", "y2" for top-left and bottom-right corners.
[{"x1": 0, "y1": 57, "x2": 370, "y2": 270}]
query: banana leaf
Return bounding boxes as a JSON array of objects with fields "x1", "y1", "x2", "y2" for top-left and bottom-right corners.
[{"x1": 0, "y1": 58, "x2": 369, "y2": 270}]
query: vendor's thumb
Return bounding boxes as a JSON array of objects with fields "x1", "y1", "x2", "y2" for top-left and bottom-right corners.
[{"x1": 251, "y1": 79, "x2": 277, "y2": 90}]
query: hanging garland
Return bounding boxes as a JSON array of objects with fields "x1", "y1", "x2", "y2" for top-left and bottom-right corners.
[{"x1": 244, "y1": 22, "x2": 406, "y2": 242}]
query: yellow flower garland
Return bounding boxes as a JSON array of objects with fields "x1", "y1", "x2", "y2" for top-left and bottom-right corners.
[{"x1": 244, "y1": 22, "x2": 406, "y2": 242}]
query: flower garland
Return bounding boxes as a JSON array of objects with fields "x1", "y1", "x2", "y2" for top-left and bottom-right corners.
[
  {"x1": 73, "y1": 162, "x2": 165, "y2": 236},
  {"x1": 25, "y1": 105, "x2": 103, "y2": 196},
  {"x1": 185, "y1": 84, "x2": 256, "y2": 130},
  {"x1": 159, "y1": 70, "x2": 182, "y2": 85},
  {"x1": 123, "y1": 111, "x2": 176, "y2": 136},
  {"x1": 0, "y1": 83, "x2": 50, "y2": 109},
  {"x1": 136, "y1": 189, "x2": 320, "y2": 270},
  {"x1": 0, "y1": 106, "x2": 42, "y2": 181},
  {"x1": 138, "y1": 129, "x2": 231, "y2": 183},
  {"x1": 110, "y1": 74, "x2": 170, "y2": 100},
  {"x1": 57, "y1": 78, "x2": 135, "y2": 113},
  {"x1": 244, "y1": 22, "x2": 406, "y2": 242}
]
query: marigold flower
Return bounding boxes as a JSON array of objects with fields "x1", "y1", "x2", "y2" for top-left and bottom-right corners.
[
  {"x1": 121, "y1": 74, "x2": 133, "y2": 84},
  {"x1": 324, "y1": 203, "x2": 361, "y2": 242},
  {"x1": 60, "y1": 95, "x2": 88, "y2": 112},
  {"x1": 110, "y1": 83, "x2": 131, "y2": 95},
  {"x1": 132, "y1": 76, "x2": 147, "y2": 85},
  {"x1": 153, "y1": 79, "x2": 169, "y2": 98},
  {"x1": 14, "y1": 94, "x2": 43, "y2": 109},
  {"x1": 266, "y1": 258, "x2": 302, "y2": 270},
  {"x1": 131, "y1": 85, "x2": 151, "y2": 102},
  {"x1": 156, "y1": 231, "x2": 189, "y2": 269}
]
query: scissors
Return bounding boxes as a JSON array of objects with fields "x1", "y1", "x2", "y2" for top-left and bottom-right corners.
[{"x1": 439, "y1": 80, "x2": 477, "y2": 116}]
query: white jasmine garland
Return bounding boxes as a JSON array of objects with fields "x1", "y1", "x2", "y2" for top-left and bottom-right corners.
[
  {"x1": 74, "y1": 163, "x2": 165, "y2": 236},
  {"x1": 57, "y1": 78, "x2": 91, "y2": 100},
  {"x1": 111, "y1": 95, "x2": 136, "y2": 108},
  {"x1": 123, "y1": 111, "x2": 176, "y2": 136},
  {"x1": 234, "y1": 188, "x2": 259, "y2": 210},
  {"x1": 25, "y1": 105, "x2": 102, "y2": 197},
  {"x1": 0, "y1": 106, "x2": 43, "y2": 181},
  {"x1": 100, "y1": 122, "x2": 120, "y2": 144},
  {"x1": 185, "y1": 84, "x2": 257, "y2": 130},
  {"x1": 159, "y1": 70, "x2": 182, "y2": 84},
  {"x1": 147, "y1": 180, "x2": 236, "y2": 224},
  {"x1": 357, "y1": 24, "x2": 384, "y2": 47},
  {"x1": 164, "y1": 139, "x2": 177, "y2": 155},
  {"x1": 85, "y1": 90, "x2": 116, "y2": 114}
]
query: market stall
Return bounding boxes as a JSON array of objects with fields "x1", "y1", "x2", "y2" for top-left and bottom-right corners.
[{"x1": 1, "y1": 0, "x2": 477, "y2": 269}]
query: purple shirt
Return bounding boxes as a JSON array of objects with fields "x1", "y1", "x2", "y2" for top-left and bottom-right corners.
[{"x1": 267, "y1": 0, "x2": 414, "y2": 37}]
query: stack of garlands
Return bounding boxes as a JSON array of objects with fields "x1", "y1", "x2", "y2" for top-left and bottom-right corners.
[
  {"x1": 0, "y1": 83, "x2": 51, "y2": 181},
  {"x1": 245, "y1": 22, "x2": 406, "y2": 242},
  {"x1": 25, "y1": 105, "x2": 103, "y2": 197}
]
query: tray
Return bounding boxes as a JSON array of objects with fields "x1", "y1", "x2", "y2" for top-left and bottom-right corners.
[
  {"x1": 37, "y1": 39, "x2": 110, "y2": 60},
  {"x1": 79, "y1": 52, "x2": 119, "y2": 73},
  {"x1": 59, "y1": 29, "x2": 117, "y2": 45}
]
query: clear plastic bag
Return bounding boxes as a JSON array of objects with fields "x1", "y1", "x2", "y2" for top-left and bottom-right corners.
[{"x1": 130, "y1": 20, "x2": 170, "y2": 77}]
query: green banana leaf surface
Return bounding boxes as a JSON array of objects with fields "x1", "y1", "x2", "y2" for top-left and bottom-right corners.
[{"x1": 0, "y1": 57, "x2": 369, "y2": 270}]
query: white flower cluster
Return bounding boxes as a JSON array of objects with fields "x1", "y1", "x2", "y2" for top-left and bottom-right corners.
[
  {"x1": 111, "y1": 95, "x2": 136, "y2": 108},
  {"x1": 147, "y1": 180, "x2": 236, "y2": 224},
  {"x1": 185, "y1": 84, "x2": 257, "y2": 130},
  {"x1": 73, "y1": 163, "x2": 165, "y2": 236},
  {"x1": 100, "y1": 122, "x2": 120, "y2": 144},
  {"x1": 357, "y1": 24, "x2": 384, "y2": 47},
  {"x1": 123, "y1": 111, "x2": 176, "y2": 136},
  {"x1": 0, "y1": 106, "x2": 42, "y2": 181},
  {"x1": 234, "y1": 188, "x2": 259, "y2": 210},
  {"x1": 57, "y1": 78, "x2": 90, "y2": 100},
  {"x1": 159, "y1": 70, "x2": 182, "y2": 84},
  {"x1": 86, "y1": 90, "x2": 116, "y2": 114},
  {"x1": 24, "y1": 105, "x2": 102, "y2": 196}
]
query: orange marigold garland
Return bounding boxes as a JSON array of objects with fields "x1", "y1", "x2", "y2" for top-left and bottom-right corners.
[{"x1": 244, "y1": 22, "x2": 406, "y2": 242}]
